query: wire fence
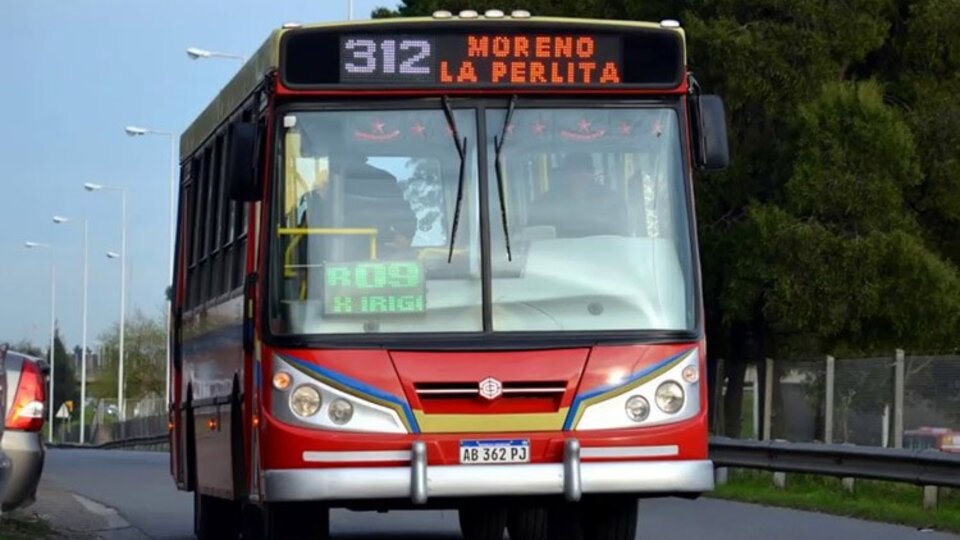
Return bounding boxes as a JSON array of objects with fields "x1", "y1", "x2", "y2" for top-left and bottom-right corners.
[
  {"x1": 57, "y1": 396, "x2": 167, "y2": 445},
  {"x1": 721, "y1": 351, "x2": 960, "y2": 451}
]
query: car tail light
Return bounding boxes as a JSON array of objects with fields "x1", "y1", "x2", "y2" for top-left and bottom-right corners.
[{"x1": 6, "y1": 360, "x2": 46, "y2": 431}]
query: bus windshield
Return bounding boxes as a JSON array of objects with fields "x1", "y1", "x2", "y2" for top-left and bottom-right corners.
[
  {"x1": 487, "y1": 107, "x2": 694, "y2": 332},
  {"x1": 269, "y1": 104, "x2": 694, "y2": 336}
]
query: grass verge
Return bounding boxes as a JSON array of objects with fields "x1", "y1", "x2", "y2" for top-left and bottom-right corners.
[
  {"x1": 711, "y1": 470, "x2": 960, "y2": 533},
  {"x1": 0, "y1": 512, "x2": 56, "y2": 540}
]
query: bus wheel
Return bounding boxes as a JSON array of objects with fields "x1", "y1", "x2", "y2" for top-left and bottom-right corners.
[
  {"x1": 240, "y1": 503, "x2": 265, "y2": 540},
  {"x1": 264, "y1": 502, "x2": 329, "y2": 540},
  {"x1": 506, "y1": 507, "x2": 547, "y2": 540},
  {"x1": 195, "y1": 492, "x2": 241, "y2": 540},
  {"x1": 581, "y1": 497, "x2": 638, "y2": 540},
  {"x1": 458, "y1": 504, "x2": 507, "y2": 540},
  {"x1": 546, "y1": 503, "x2": 583, "y2": 540}
]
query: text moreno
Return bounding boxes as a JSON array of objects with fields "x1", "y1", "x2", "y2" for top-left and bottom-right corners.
[{"x1": 441, "y1": 34, "x2": 622, "y2": 85}]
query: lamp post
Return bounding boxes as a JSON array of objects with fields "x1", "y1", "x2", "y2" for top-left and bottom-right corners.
[
  {"x1": 24, "y1": 241, "x2": 55, "y2": 443},
  {"x1": 124, "y1": 126, "x2": 174, "y2": 405},
  {"x1": 84, "y1": 183, "x2": 127, "y2": 421},
  {"x1": 52, "y1": 215, "x2": 88, "y2": 443},
  {"x1": 348, "y1": 0, "x2": 354, "y2": 20},
  {"x1": 186, "y1": 47, "x2": 246, "y2": 63}
]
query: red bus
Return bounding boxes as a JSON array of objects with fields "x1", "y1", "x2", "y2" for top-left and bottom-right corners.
[{"x1": 170, "y1": 12, "x2": 729, "y2": 540}]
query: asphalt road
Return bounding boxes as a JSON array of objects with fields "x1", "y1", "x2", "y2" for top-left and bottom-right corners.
[{"x1": 43, "y1": 449, "x2": 958, "y2": 540}]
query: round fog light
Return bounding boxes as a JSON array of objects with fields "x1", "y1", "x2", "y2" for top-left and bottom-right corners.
[
  {"x1": 625, "y1": 395, "x2": 650, "y2": 422},
  {"x1": 290, "y1": 385, "x2": 322, "y2": 417},
  {"x1": 328, "y1": 399, "x2": 354, "y2": 425},
  {"x1": 655, "y1": 381, "x2": 685, "y2": 414},
  {"x1": 682, "y1": 365, "x2": 700, "y2": 384},
  {"x1": 273, "y1": 372, "x2": 292, "y2": 391}
]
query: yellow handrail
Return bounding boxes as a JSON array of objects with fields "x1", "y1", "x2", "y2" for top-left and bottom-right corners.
[{"x1": 278, "y1": 227, "x2": 379, "y2": 261}]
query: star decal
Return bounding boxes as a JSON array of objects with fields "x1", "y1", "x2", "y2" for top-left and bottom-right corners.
[
  {"x1": 410, "y1": 123, "x2": 427, "y2": 137},
  {"x1": 532, "y1": 122, "x2": 547, "y2": 135},
  {"x1": 577, "y1": 118, "x2": 592, "y2": 132},
  {"x1": 371, "y1": 120, "x2": 386, "y2": 134},
  {"x1": 618, "y1": 122, "x2": 633, "y2": 135}
]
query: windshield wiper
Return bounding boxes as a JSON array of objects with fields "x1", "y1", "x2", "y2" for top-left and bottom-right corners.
[
  {"x1": 494, "y1": 95, "x2": 518, "y2": 261},
  {"x1": 441, "y1": 96, "x2": 468, "y2": 263}
]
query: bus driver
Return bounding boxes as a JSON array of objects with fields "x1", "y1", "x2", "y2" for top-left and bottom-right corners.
[{"x1": 527, "y1": 152, "x2": 629, "y2": 238}]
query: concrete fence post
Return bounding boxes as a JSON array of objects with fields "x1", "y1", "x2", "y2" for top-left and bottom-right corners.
[
  {"x1": 923, "y1": 486, "x2": 939, "y2": 511},
  {"x1": 763, "y1": 358, "x2": 774, "y2": 442},
  {"x1": 842, "y1": 478, "x2": 856, "y2": 493},
  {"x1": 894, "y1": 349, "x2": 905, "y2": 449},
  {"x1": 825, "y1": 355, "x2": 855, "y2": 491},
  {"x1": 824, "y1": 355, "x2": 835, "y2": 444},
  {"x1": 763, "y1": 358, "x2": 787, "y2": 489},
  {"x1": 773, "y1": 472, "x2": 788, "y2": 490},
  {"x1": 715, "y1": 467, "x2": 729, "y2": 486}
]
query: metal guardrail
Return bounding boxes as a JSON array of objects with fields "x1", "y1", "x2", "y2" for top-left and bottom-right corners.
[
  {"x1": 51, "y1": 433, "x2": 960, "y2": 489},
  {"x1": 710, "y1": 437, "x2": 960, "y2": 488},
  {"x1": 49, "y1": 434, "x2": 168, "y2": 451}
]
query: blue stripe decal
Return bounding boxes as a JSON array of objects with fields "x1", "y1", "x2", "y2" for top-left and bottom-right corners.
[
  {"x1": 280, "y1": 354, "x2": 420, "y2": 433},
  {"x1": 460, "y1": 439, "x2": 528, "y2": 448},
  {"x1": 563, "y1": 348, "x2": 695, "y2": 431}
]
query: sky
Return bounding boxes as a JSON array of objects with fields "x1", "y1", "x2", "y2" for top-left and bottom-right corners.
[{"x1": 0, "y1": 0, "x2": 397, "y2": 351}]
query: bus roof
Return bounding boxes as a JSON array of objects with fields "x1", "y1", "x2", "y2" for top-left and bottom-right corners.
[{"x1": 179, "y1": 16, "x2": 687, "y2": 159}]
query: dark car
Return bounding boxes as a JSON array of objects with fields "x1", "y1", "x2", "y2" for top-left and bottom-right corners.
[{"x1": 2, "y1": 349, "x2": 46, "y2": 510}]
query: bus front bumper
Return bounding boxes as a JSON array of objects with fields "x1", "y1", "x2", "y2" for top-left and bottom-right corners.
[{"x1": 262, "y1": 440, "x2": 714, "y2": 503}]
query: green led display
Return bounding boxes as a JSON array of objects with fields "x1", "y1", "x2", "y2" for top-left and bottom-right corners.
[{"x1": 324, "y1": 261, "x2": 426, "y2": 315}]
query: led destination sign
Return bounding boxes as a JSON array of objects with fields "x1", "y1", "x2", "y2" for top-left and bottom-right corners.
[
  {"x1": 340, "y1": 34, "x2": 622, "y2": 86},
  {"x1": 282, "y1": 27, "x2": 684, "y2": 89},
  {"x1": 324, "y1": 261, "x2": 426, "y2": 315}
]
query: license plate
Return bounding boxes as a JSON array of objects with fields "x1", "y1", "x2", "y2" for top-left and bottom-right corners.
[{"x1": 459, "y1": 439, "x2": 530, "y2": 464}]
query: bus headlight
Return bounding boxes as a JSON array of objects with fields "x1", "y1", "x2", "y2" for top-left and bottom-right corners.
[
  {"x1": 655, "y1": 381, "x2": 684, "y2": 414},
  {"x1": 290, "y1": 385, "x2": 322, "y2": 417},
  {"x1": 272, "y1": 355, "x2": 411, "y2": 434},
  {"x1": 625, "y1": 395, "x2": 650, "y2": 422},
  {"x1": 328, "y1": 399, "x2": 354, "y2": 425},
  {"x1": 572, "y1": 349, "x2": 701, "y2": 431}
]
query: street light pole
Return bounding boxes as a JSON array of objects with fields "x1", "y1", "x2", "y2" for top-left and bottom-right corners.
[
  {"x1": 186, "y1": 47, "x2": 247, "y2": 63},
  {"x1": 81, "y1": 219, "x2": 88, "y2": 443},
  {"x1": 85, "y1": 183, "x2": 127, "y2": 420},
  {"x1": 167, "y1": 135, "x2": 174, "y2": 406},
  {"x1": 349, "y1": 0, "x2": 354, "y2": 20},
  {"x1": 53, "y1": 215, "x2": 88, "y2": 443},
  {"x1": 125, "y1": 126, "x2": 175, "y2": 406},
  {"x1": 25, "y1": 242, "x2": 55, "y2": 443}
]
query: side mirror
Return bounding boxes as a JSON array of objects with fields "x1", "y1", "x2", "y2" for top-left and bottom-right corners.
[
  {"x1": 692, "y1": 94, "x2": 730, "y2": 171},
  {"x1": 226, "y1": 122, "x2": 261, "y2": 201}
]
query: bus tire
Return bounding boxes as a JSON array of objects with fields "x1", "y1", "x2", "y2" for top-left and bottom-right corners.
[
  {"x1": 546, "y1": 503, "x2": 583, "y2": 540},
  {"x1": 458, "y1": 504, "x2": 507, "y2": 540},
  {"x1": 264, "y1": 502, "x2": 329, "y2": 540},
  {"x1": 581, "y1": 497, "x2": 638, "y2": 540},
  {"x1": 506, "y1": 507, "x2": 547, "y2": 540},
  {"x1": 195, "y1": 492, "x2": 241, "y2": 540},
  {"x1": 240, "y1": 503, "x2": 265, "y2": 540}
]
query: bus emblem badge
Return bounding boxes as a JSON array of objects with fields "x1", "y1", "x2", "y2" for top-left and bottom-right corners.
[{"x1": 479, "y1": 377, "x2": 503, "y2": 400}]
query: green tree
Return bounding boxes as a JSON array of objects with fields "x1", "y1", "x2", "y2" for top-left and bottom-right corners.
[
  {"x1": 91, "y1": 310, "x2": 166, "y2": 403},
  {"x1": 11, "y1": 340, "x2": 43, "y2": 357},
  {"x1": 373, "y1": 0, "x2": 960, "y2": 437},
  {"x1": 50, "y1": 326, "x2": 80, "y2": 424}
]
